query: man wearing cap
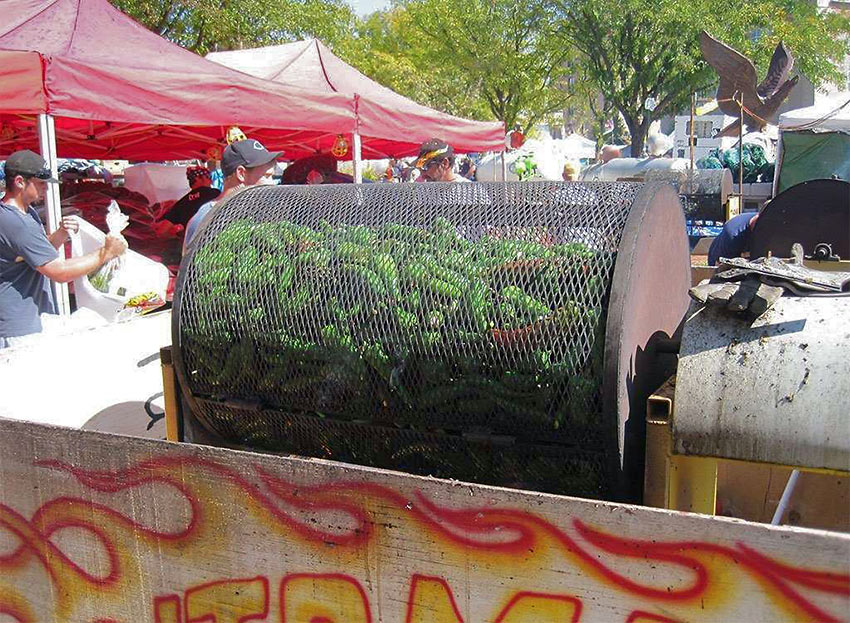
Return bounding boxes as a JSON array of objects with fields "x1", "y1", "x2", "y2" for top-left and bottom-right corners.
[
  {"x1": 416, "y1": 139, "x2": 470, "y2": 183},
  {"x1": 184, "y1": 139, "x2": 280, "y2": 250},
  {"x1": 0, "y1": 149, "x2": 127, "y2": 347}
]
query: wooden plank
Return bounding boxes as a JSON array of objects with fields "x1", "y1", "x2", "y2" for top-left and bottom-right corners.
[
  {"x1": 0, "y1": 418, "x2": 847, "y2": 623},
  {"x1": 690, "y1": 237, "x2": 715, "y2": 256}
]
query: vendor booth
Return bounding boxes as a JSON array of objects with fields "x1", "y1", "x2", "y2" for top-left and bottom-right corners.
[
  {"x1": 0, "y1": 0, "x2": 492, "y2": 315},
  {"x1": 0, "y1": 1, "x2": 359, "y2": 162},
  {"x1": 776, "y1": 95, "x2": 850, "y2": 194}
]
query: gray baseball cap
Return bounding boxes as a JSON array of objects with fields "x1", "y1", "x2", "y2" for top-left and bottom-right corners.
[{"x1": 3, "y1": 150, "x2": 59, "y2": 183}]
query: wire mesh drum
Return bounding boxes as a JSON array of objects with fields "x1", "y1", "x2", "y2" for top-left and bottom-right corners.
[
  {"x1": 173, "y1": 181, "x2": 690, "y2": 500},
  {"x1": 645, "y1": 169, "x2": 733, "y2": 222}
]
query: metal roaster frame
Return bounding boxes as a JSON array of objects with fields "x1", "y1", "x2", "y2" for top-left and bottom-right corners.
[{"x1": 171, "y1": 181, "x2": 692, "y2": 502}]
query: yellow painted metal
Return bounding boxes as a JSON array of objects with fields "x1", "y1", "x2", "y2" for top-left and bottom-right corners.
[
  {"x1": 709, "y1": 454, "x2": 850, "y2": 478},
  {"x1": 644, "y1": 394, "x2": 673, "y2": 509},
  {"x1": 803, "y1": 258, "x2": 850, "y2": 273},
  {"x1": 160, "y1": 346, "x2": 181, "y2": 442},
  {"x1": 645, "y1": 389, "x2": 717, "y2": 515},
  {"x1": 645, "y1": 392, "x2": 848, "y2": 522},
  {"x1": 725, "y1": 195, "x2": 741, "y2": 221},
  {"x1": 668, "y1": 455, "x2": 718, "y2": 515}
]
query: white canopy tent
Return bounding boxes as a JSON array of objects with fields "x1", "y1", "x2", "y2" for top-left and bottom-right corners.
[
  {"x1": 476, "y1": 134, "x2": 599, "y2": 182},
  {"x1": 778, "y1": 95, "x2": 850, "y2": 133},
  {"x1": 558, "y1": 133, "x2": 597, "y2": 160}
]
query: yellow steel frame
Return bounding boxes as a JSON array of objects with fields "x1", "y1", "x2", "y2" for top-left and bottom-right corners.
[
  {"x1": 644, "y1": 391, "x2": 849, "y2": 516},
  {"x1": 644, "y1": 393, "x2": 718, "y2": 514},
  {"x1": 160, "y1": 346, "x2": 181, "y2": 442}
]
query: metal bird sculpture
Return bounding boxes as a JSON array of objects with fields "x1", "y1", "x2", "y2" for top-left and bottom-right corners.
[{"x1": 700, "y1": 31, "x2": 798, "y2": 137}]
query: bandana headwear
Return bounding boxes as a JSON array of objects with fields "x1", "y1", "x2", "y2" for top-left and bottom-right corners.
[
  {"x1": 416, "y1": 145, "x2": 450, "y2": 169},
  {"x1": 186, "y1": 166, "x2": 211, "y2": 186}
]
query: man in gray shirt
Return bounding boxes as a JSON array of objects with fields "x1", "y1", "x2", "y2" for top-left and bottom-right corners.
[{"x1": 0, "y1": 150, "x2": 127, "y2": 347}]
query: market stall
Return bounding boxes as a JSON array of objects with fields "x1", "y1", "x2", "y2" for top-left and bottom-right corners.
[
  {"x1": 776, "y1": 95, "x2": 850, "y2": 194},
  {"x1": 0, "y1": 0, "x2": 359, "y2": 312},
  {"x1": 0, "y1": 0, "x2": 359, "y2": 161}
]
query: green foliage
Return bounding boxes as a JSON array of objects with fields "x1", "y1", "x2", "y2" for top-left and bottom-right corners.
[
  {"x1": 338, "y1": 8, "x2": 494, "y2": 123},
  {"x1": 553, "y1": 0, "x2": 850, "y2": 155},
  {"x1": 338, "y1": 0, "x2": 575, "y2": 132},
  {"x1": 110, "y1": 0, "x2": 355, "y2": 53},
  {"x1": 111, "y1": 0, "x2": 848, "y2": 149}
]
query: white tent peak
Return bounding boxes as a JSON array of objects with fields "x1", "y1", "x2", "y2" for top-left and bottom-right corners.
[
  {"x1": 779, "y1": 94, "x2": 850, "y2": 132},
  {"x1": 206, "y1": 40, "x2": 505, "y2": 158}
]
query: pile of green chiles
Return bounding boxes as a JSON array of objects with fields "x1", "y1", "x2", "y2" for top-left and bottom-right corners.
[{"x1": 185, "y1": 217, "x2": 611, "y2": 439}]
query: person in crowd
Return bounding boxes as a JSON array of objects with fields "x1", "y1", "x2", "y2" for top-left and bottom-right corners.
[
  {"x1": 562, "y1": 161, "x2": 579, "y2": 181},
  {"x1": 399, "y1": 161, "x2": 418, "y2": 182},
  {"x1": 306, "y1": 170, "x2": 324, "y2": 185},
  {"x1": 183, "y1": 139, "x2": 280, "y2": 250},
  {"x1": 162, "y1": 165, "x2": 220, "y2": 228},
  {"x1": 708, "y1": 212, "x2": 759, "y2": 266},
  {"x1": 599, "y1": 145, "x2": 621, "y2": 163},
  {"x1": 385, "y1": 158, "x2": 400, "y2": 182},
  {"x1": 459, "y1": 157, "x2": 477, "y2": 181},
  {"x1": 0, "y1": 150, "x2": 127, "y2": 348},
  {"x1": 207, "y1": 159, "x2": 224, "y2": 191},
  {"x1": 416, "y1": 139, "x2": 470, "y2": 183}
]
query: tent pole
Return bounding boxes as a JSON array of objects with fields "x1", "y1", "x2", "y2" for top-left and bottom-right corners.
[
  {"x1": 352, "y1": 130, "x2": 363, "y2": 184},
  {"x1": 500, "y1": 151, "x2": 507, "y2": 181},
  {"x1": 37, "y1": 113, "x2": 70, "y2": 317}
]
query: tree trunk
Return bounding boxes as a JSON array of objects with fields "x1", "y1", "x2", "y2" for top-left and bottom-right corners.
[
  {"x1": 622, "y1": 112, "x2": 649, "y2": 158},
  {"x1": 594, "y1": 112, "x2": 608, "y2": 156}
]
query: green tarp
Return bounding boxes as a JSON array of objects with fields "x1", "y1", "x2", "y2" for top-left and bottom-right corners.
[{"x1": 778, "y1": 130, "x2": 850, "y2": 193}]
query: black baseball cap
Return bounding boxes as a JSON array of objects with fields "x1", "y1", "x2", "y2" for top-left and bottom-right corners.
[
  {"x1": 221, "y1": 139, "x2": 281, "y2": 178},
  {"x1": 4, "y1": 149, "x2": 59, "y2": 183}
]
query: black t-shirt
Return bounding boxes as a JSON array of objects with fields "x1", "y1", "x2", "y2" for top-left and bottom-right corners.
[{"x1": 162, "y1": 186, "x2": 220, "y2": 227}]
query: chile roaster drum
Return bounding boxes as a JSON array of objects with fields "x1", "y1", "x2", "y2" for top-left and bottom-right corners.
[
  {"x1": 750, "y1": 179, "x2": 850, "y2": 260},
  {"x1": 173, "y1": 182, "x2": 690, "y2": 501}
]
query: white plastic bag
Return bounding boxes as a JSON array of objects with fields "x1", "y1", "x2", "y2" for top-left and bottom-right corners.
[
  {"x1": 87, "y1": 201, "x2": 129, "y2": 294},
  {"x1": 70, "y1": 203, "x2": 169, "y2": 322}
]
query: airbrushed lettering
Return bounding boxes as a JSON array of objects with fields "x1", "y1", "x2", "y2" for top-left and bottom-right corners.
[
  {"x1": 153, "y1": 574, "x2": 582, "y2": 623},
  {"x1": 0, "y1": 452, "x2": 846, "y2": 623}
]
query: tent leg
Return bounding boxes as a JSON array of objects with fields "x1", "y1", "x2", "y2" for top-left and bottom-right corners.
[
  {"x1": 772, "y1": 133, "x2": 783, "y2": 197},
  {"x1": 352, "y1": 131, "x2": 363, "y2": 184},
  {"x1": 500, "y1": 151, "x2": 507, "y2": 182},
  {"x1": 37, "y1": 113, "x2": 70, "y2": 317}
]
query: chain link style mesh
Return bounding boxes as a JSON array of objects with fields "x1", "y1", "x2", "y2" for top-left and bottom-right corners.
[
  {"x1": 176, "y1": 181, "x2": 638, "y2": 498},
  {"x1": 645, "y1": 169, "x2": 728, "y2": 222}
]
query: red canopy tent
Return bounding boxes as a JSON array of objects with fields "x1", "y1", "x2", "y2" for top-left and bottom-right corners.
[
  {"x1": 0, "y1": 0, "x2": 363, "y2": 313},
  {"x1": 0, "y1": 0, "x2": 360, "y2": 162},
  {"x1": 207, "y1": 40, "x2": 506, "y2": 159}
]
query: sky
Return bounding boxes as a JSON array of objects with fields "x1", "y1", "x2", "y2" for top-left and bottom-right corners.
[{"x1": 347, "y1": 0, "x2": 391, "y2": 16}]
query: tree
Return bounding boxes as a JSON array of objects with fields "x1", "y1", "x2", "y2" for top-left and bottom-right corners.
[
  {"x1": 337, "y1": 9, "x2": 491, "y2": 122},
  {"x1": 554, "y1": 0, "x2": 850, "y2": 156},
  {"x1": 341, "y1": 0, "x2": 576, "y2": 133},
  {"x1": 110, "y1": 0, "x2": 355, "y2": 54}
]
